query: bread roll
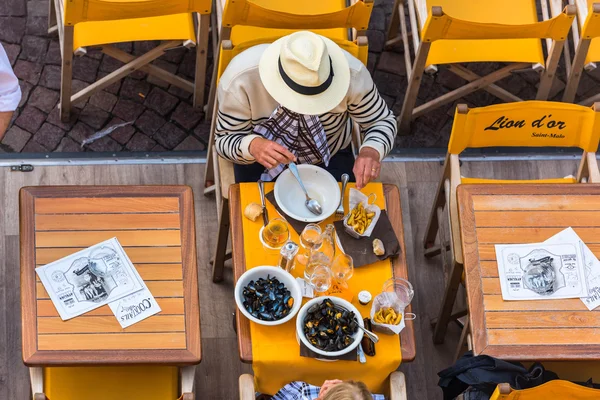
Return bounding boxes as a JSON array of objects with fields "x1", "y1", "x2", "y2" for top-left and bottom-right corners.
[
  {"x1": 244, "y1": 202, "x2": 263, "y2": 222},
  {"x1": 372, "y1": 238, "x2": 385, "y2": 256}
]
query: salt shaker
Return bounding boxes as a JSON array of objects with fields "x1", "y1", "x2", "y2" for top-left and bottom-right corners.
[{"x1": 278, "y1": 241, "x2": 299, "y2": 273}]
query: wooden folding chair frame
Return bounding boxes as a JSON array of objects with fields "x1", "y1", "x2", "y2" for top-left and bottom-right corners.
[
  {"x1": 29, "y1": 365, "x2": 197, "y2": 400},
  {"x1": 423, "y1": 103, "x2": 600, "y2": 344},
  {"x1": 386, "y1": 1, "x2": 576, "y2": 134},
  {"x1": 563, "y1": 2, "x2": 600, "y2": 104},
  {"x1": 48, "y1": 0, "x2": 211, "y2": 122}
]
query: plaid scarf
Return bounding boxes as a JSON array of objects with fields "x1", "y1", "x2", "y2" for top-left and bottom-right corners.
[{"x1": 253, "y1": 106, "x2": 330, "y2": 181}]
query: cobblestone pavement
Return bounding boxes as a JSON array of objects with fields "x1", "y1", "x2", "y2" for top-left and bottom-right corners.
[{"x1": 0, "y1": 0, "x2": 595, "y2": 153}]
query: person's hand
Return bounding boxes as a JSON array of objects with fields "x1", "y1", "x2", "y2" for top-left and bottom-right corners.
[
  {"x1": 353, "y1": 147, "x2": 381, "y2": 190},
  {"x1": 317, "y1": 380, "x2": 343, "y2": 399},
  {"x1": 249, "y1": 137, "x2": 296, "y2": 169}
]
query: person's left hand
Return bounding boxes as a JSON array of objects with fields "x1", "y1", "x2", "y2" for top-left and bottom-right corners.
[
  {"x1": 353, "y1": 147, "x2": 381, "y2": 190},
  {"x1": 317, "y1": 380, "x2": 343, "y2": 399}
]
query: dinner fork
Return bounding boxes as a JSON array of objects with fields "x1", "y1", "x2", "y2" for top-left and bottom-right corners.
[{"x1": 335, "y1": 173, "x2": 350, "y2": 220}]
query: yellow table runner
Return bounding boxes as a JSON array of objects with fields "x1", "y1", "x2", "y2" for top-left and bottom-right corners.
[{"x1": 239, "y1": 182, "x2": 402, "y2": 395}]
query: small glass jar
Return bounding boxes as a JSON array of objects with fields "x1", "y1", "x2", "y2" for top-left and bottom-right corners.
[{"x1": 382, "y1": 278, "x2": 414, "y2": 309}]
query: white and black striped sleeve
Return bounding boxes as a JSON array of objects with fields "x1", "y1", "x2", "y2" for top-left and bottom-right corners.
[
  {"x1": 347, "y1": 65, "x2": 397, "y2": 160},
  {"x1": 215, "y1": 85, "x2": 260, "y2": 164}
]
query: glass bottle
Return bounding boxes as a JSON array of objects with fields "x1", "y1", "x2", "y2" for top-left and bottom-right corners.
[{"x1": 319, "y1": 224, "x2": 336, "y2": 261}]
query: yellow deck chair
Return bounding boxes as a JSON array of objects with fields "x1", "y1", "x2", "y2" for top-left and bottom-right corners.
[
  {"x1": 563, "y1": 1, "x2": 600, "y2": 104},
  {"x1": 490, "y1": 381, "x2": 600, "y2": 399},
  {"x1": 385, "y1": 1, "x2": 576, "y2": 134},
  {"x1": 239, "y1": 372, "x2": 408, "y2": 400},
  {"x1": 204, "y1": 0, "x2": 373, "y2": 283},
  {"x1": 30, "y1": 365, "x2": 195, "y2": 400},
  {"x1": 424, "y1": 101, "x2": 600, "y2": 345},
  {"x1": 48, "y1": 0, "x2": 212, "y2": 122}
]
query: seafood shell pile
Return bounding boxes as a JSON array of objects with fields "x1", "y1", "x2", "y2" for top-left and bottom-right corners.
[
  {"x1": 302, "y1": 299, "x2": 359, "y2": 352},
  {"x1": 242, "y1": 275, "x2": 294, "y2": 321}
]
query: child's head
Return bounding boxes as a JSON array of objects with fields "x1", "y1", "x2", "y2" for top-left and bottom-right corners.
[{"x1": 320, "y1": 380, "x2": 372, "y2": 400}]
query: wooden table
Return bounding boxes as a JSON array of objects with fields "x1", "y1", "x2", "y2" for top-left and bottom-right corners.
[
  {"x1": 20, "y1": 186, "x2": 201, "y2": 366},
  {"x1": 230, "y1": 183, "x2": 416, "y2": 363},
  {"x1": 458, "y1": 184, "x2": 600, "y2": 360}
]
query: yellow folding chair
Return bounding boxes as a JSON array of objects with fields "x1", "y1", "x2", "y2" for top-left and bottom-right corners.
[
  {"x1": 490, "y1": 381, "x2": 600, "y2": 399},
  {"x1": 385, "y1": 1, "x2": 576, "y2": 134},
  {"x1": 205, "y1": 0, "x2": 373, "y2": 283},
  {"x1": 48, "y1": 0, "x2": 212, "y2": 122},
  {"x1": 239, "y1": 372, "x2": 408, "y2": 400},
  {"x1": 30, "y1": 365, "x2": 195, "y2": 400},
  {"x1": 424, "y1": 101, "x2": 600, "y2": 344},
  {"x1": 563, "y1": 1, "x2": 600, "y2": 103}
]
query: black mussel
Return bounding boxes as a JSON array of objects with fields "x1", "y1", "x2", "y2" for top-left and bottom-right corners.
[
  {"x1": 303, "y1": 299, "x2": 360, "y2": 351},
  {"x1": 242, "y1": 276, "x2": 293, "y2": 322}
]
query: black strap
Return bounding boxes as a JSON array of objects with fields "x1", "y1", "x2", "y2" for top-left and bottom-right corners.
[{"x1": 278, "y1": 56, "x2": 334, "y2": 96}]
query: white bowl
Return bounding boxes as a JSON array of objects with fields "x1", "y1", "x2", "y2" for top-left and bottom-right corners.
[
  {"x1": 234, "y1": 266, "x2": 302, "y2": 326},
  {"x1": 274, "y1": 164, "x2": 341, "y2": 222},
  {"x1": 296, "y1": 297, "x2": 364, "y2": 357}
]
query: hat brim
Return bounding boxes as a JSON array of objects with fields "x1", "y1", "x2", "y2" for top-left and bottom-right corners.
[{"x1": 259, "y1": 35, "x2": 350, "y2": 116}]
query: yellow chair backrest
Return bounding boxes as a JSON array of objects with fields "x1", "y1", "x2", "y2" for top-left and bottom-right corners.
[
  {"x1": 64, "y1": 0, "x2": 211, "y2": 25},
  {"x1": 580, "y1": 2, "x2": 600, "y2": 39},
  {"x1": 421, "y1": 5, "x2": 575, "y2": 43},
  {"x1": 490, "y1": 380, "x2": 600, "y2": 400},
  {"x1": 448, "y1": 101, "x2": 600, "y2": 155},
  {"x1": 222, "y1": 0, "x2": 372, "y2": 31}
]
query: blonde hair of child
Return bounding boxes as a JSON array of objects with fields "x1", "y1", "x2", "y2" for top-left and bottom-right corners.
[{"x1": 321, "y1": 381, "x2": 372, "y2": 400}]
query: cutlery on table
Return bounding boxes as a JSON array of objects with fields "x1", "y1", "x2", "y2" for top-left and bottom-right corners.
[
  {"x1": 335, "y1": 173, "x2": 349, "y2": 220},
  {"x1": 357, "y1": 344, "x2": 367, "y2": 364},
  {"x1": 288, "y1": 162, "x2": 323, "y2": 216},
  {"x1": 258, "y1": 180, "x2": 269, "y2": 226},
  {"x1": 358, "y1": 325, "x2": 380, "y2": 344}
]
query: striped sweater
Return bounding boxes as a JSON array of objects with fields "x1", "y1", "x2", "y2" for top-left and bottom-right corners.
[{"x1": 215, "y1": 44, "x2": 397, "y2": 164}]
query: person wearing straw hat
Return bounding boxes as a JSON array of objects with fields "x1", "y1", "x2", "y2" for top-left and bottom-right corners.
[{"x1": 215, "y1": 31, "x2": 396, "y2": 189}]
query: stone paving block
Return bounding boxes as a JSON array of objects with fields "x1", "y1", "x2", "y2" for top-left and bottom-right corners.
[
  {"x1": 86, "y1": 135, "x2": 122, "y2": 152},
  {"x1": 28, "y1": 86, "x2": 59, "y2": 113},
  {"x1": 47, "y1": 106, "x2": 80, "y2": 130},
  {"x1": 365, "y1": 30, "x2": 385, "y2": 53},
  {"x1": 373, "y1": 70, "x2": 405, "y2": 97},
  {"x1": 44, "y1": 40, "x2": 61, "y2": 65},
  {"x1": 151, "y1": 144, "x2": 167, "y2": 152},
  {"x1": 22, "y1": 139, "x2": 48, "y2": 152},
  {"x1": 34, "y1": 122, "x2": 65, "y2": 151},
  {"x1": 106, "y1": 117, "x2": 135, "y2": 145},
  {"x1": 0, "y1": 0, "x2": 26, "y2": 16},
  {"x1": 147, "y1": 59, "x2": 178, "y2": 89},
  {"x1": 79, "y1": 104, "x2": 110, "y2": 129},
  {"x1": 14, "y1": 59, "x2": 42, "y2": 84},
  {"x1": 381, "y1": 94, "x2": 395, "y2": 109},
  {"x1": 3, "y1": 43, "x2": 20, "y2": 66},
  {"x1": 171, "y1": 102, "x2": 203, "y2": 130},
  {"x1": 435, "y1": 67, "x2": 467, "y2": 91},
  {"x1": 1, "y1": 125, "x2": 31, "y2": 152},
  {"x1": 112, "y1": 99, "x2": 145, "y2": 121},
  {"x1": 153, "y1": 122, "x2": 186, "y2": 148},
  {"x1": 144, "y1": 87, "x2": 179, "y2": 116},
  {"x1": 135, "y1": 109, "x2": 166, "y2": 136},
  {"x1": 86, "y1": 49, "x2": 104, "y2": 60},
  {"x1": 89, "y1": 91, "x2": 118, "y2": 112},
  {"x1": 15, "y1": 105, "x2": 46, "y2": 133},
  {"x1": 367, "y1": 52, "x2": 378, "y2": 75},
  {"x1": 115, "y1": 42, "x2": 133, "y2": 53},
  {"x1": 178, "y1": 51, "x2": 196, "y2": 79},
  {"x1": 71, "y1": 80, "x2": 90, "y2": 106},
  {"x1": 377, "y1": 51, "x2": 406, "y2": 76},
  {"x1": 134, "y1": 41, "x2": 160, "y2": 56},
  {"x1": 72, "y1": 56, "x2": 100, "y2": 83},
  {"x1": 0, "y1": 17, "x2": 26, "y2": 43},
  {"x1": 126, "y1": 132, "x2": 157, "y2": 151},
  {"x1": 19, "y1": 36, "x2": 50, "y2": 63},
  {"x1": 99, "y1": 55, "x2": 124, "y2": 73},
  {"x1": 26, "y1": 1, "x2": 47, "y2": 17},
  {"x1": 39, "y1": 64, "x2": 61, "y2": 89},
  {"x1": 55, "y1": 136, "x2": 83, "y2": 152},
  {"x1": 96, "y1": 71, "x2": 122, "y2": 95},
  {"x1": 68, "y1": 121, "x2": 95, "y2": 144},
  {"x1": 168, "y1": 81, "x2": 193, "y2": 100},
  {"x1": 25, "y1": 16, "x2": 47, "y2": 36},
  {"x1": 368, "y1": 7, "x2": 386, "y2": 31},
  {"x1": 120, "y1": 77, "x2": 151, "y2": 102},
  {"x1": 174, "y1": 135, "x2": 204, "y2": 151},
  {"x1": 18, "y1": 81, "x2": 33, "y2": 107},
  {"x1": 193, "y1": 121, "x2": 210, "y2": 143},
  {"x1": 162, "y1": 47, "x2": 186, "y2": 64},
  {"x1": 575, "y1": 73, "x2": 595, "y2": 97}
]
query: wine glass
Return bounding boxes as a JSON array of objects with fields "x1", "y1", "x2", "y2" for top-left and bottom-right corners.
[
  {"x1": 297, "y1": 224, "x2": 323, "y2": 265},
  {"x1": 260, "y1": 218, "x2": 290, "y2": 250},
  {"x1": 331, "y1": 253, "x2": 354, "y2": 284},
  {"x1": 305, "y1": 250, "x2": 332, "y2": 280},
  {"x1": 309, "y1": 265, "x2": 332, "y2": 296}
]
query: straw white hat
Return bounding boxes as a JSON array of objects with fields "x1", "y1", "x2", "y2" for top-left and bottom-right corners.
[{"x1": 259, "y1": 31, "x2": 350, "y2": 116}]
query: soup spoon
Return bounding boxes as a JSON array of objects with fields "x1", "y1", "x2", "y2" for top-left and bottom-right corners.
[{"x1": 288, "y1": 162, "x2": 323, "y2": 216}]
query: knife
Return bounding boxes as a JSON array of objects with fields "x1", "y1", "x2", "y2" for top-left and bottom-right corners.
[{"x1": 258, "y1": 180, "x2": 269, "y2": 226}]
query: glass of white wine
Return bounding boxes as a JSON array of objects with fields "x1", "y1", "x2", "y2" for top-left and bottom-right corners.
[
  {"x1": 309, "y1": 265, "x2": 332, "y2": 296},
  {"x1": 297, "y1": 224, "x2": 322, "y2": 265},
  {"x1": 260, "y1": 218, "x2": 290, "y2": 250}
]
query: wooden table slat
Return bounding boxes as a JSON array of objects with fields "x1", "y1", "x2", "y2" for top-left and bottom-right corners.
[
  {"x1": 35, "y1": 213, "x2": 181, "y2": 231},
  {"x1": 458, "y1": 184, "x2": 600, "y2": 360},
  {"x1": 35, "y1": 197, "x2": 180, "y2": 214},
  {"x1": 35, "y1": 230, "x2": 182, "y2": 248},
  {"x1": 35, "y1": 246, "x2": 183, "y2": 265},
  {"x1": 35, "y1": 264, "x2": 184, "y2": 282},
  {"x1": 38, "y1": 315, "x2": 186, "y2": 334},
  {"x1": 38, "y1": 332, "x2": 187, "y2": 351},
  {"x1": 36, "y1": 297, "x2": 185, "y2": 317},
  {"x1": 36, "y1": 281, "x2": 184, "y2": 300}
]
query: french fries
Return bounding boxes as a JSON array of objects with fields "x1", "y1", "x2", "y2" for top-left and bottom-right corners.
[
  {"x1": 346, "y1": 202, "x2": 375, "y2": 235},
  {"x1": 373, "y1": 307, "x2": 402, "y2": 325}
]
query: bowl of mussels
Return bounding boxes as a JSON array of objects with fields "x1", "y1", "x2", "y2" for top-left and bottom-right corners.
[
  {"x1": 296, "y1": 297, "x2": 364, "y2": 357},
  {"x1": 235, "y1": 266, "x2": 302, "y2": 326}
]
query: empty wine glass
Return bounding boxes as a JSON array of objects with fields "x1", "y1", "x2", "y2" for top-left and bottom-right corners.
[
  {"x1": 309, "y1": 265, "x2": 332, "y2": 296},
  {"x1": 331, "y1": 253, "x2": 354, "y2": 284},
  {"x1": 305, "y1": 250, "x2": 332, "y2": 280}
]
